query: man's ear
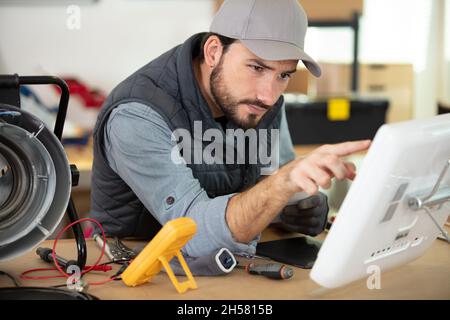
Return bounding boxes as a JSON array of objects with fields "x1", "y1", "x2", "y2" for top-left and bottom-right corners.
[{"x1": 203, "y1": 35, "x2": 224, "y2": 68}]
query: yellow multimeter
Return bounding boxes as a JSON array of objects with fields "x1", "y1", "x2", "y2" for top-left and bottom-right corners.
[{"x1": 121, "y1": 217, "x2": 197, "y2": 294}]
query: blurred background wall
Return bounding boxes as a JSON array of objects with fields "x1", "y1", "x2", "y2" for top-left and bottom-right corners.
[
  {"x1": 1, "y1": 0, "x2": 447, "y2": 117},
  {"x1": 0, "y1": 0, "x2": 213, "y2": 92}
]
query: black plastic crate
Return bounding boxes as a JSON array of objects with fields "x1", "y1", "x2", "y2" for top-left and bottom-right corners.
[{"x1": 285, "y1": 97, "x2": 389, "y2": 145}]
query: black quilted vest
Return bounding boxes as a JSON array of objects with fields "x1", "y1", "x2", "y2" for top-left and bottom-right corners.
[{"x1": 90, "y1": 33, "x2": 283, "y2": 239}]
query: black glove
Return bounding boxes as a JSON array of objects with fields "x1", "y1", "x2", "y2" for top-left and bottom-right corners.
[{"x1": 279, "y1": 192, "x2": 329, "y2": 236}]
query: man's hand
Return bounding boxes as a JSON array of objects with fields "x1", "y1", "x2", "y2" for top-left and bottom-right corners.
[
  {"x1": 226, "y1": 140, "x2": 371, "y2": 243},
  {"x1": 286, "y1": 140, "x2": 371, "y2": 196},
  {"x1": 279, "y1": 192, "x2": 329, "y2": 236}
]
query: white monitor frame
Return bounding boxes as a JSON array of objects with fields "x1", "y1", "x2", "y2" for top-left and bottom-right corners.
[{"x1": 310, "y1": 113, "x2": 450, "y2": 288}]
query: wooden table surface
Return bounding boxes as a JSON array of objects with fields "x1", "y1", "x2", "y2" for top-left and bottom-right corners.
[{"x1": 1, "y1": 227, "x2": 449, "y2": 300}]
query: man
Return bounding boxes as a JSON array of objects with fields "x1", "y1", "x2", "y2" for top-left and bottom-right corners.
[{"x1": 90, "y1": 0, "x2": 370, "y2": 258}]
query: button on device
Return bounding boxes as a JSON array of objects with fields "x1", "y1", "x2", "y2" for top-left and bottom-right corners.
[{"x1": 166, "y1": 196, "x2": 175, "y2": 205}]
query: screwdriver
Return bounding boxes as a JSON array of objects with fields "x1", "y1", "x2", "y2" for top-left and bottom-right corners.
[
  {"x1": 237, "y1": 262, "x2": 294, "y2": 280},
  {"x1": 36, "y1": 247, "x2": 112, "y2": 272}
]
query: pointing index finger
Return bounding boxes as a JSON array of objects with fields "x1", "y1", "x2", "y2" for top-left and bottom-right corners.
[{"x1": 319, "y1": 140, "x2": 371, "y2": 157}]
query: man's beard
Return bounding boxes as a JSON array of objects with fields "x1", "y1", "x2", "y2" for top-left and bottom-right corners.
[{"x1": 210, "y1": 57, "x2": 272, "y2": 130}]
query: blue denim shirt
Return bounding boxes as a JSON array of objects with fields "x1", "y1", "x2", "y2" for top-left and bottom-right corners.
[{"x1": 104, "y1": 102, "x2": 296, "y2": 257}]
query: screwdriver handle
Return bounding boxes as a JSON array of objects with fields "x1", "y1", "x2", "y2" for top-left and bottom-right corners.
[
  {"x1": 36, "y1": 247, "x2": 78, "y2": 272},
  {"x1": 246, "y1": 263, "x2": 294, "y2": 280}
]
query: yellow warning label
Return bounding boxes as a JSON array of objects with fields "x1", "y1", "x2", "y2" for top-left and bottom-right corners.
[{"x1": 327, "y1": 98, "x2": 350, "y2": 121}]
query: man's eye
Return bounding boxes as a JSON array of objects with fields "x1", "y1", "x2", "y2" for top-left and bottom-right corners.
[
  {"x1": 280, "y1": 73, "x2": 291, "y2": 80},
  {"x1": 250, "y1": 65, "x2": 264, "y2": 72}
]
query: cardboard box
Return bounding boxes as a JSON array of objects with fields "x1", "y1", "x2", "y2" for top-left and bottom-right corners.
[
  {"x1": 300, "y1": 0, "x2": 363, "y2": 20},
  {"x1": 285, "y1": 67, "x2": 309, "y2": 94},
  {"x1": 214, "y1": 0, "x2": 364, "y2": 20},
  {"x1": 312, "y1": 63, "x2": 352, "y2": 96},
  {"x1": 360, "y1": 64, "x2": 414, "y2": 123},
  {"x1": 310, "y1": 63, "x2": 414, "y2": 123}
]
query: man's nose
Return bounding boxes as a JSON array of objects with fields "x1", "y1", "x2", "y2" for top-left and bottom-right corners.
[{"x1": 255, "y1": 79, "x2": 279, "y2": 107}]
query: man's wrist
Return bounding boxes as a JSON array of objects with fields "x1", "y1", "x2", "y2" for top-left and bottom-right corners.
[{"x1": 274, "y1": 159, "x2": 301, "y2": 196}]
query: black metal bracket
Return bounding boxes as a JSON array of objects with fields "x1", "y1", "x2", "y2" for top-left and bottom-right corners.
[
  {"x1": 407, "y1": 159, "x2": 450, "y2": 243},
  {"x1": 70, "y1": 164, "x2": 80, "y2": 187}
]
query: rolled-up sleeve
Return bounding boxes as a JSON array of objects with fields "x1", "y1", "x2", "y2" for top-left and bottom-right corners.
[
  {"x1": 104, "y1": 102, "x2": 257, "y2": 257},
  {"x1": 279, "y1": 103, "x2": 296, "y2": 166}
]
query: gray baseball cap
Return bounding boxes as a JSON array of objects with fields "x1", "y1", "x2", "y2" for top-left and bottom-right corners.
[{"x1": 210, "y1": 0, "x2": 321, "y2": 77}]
